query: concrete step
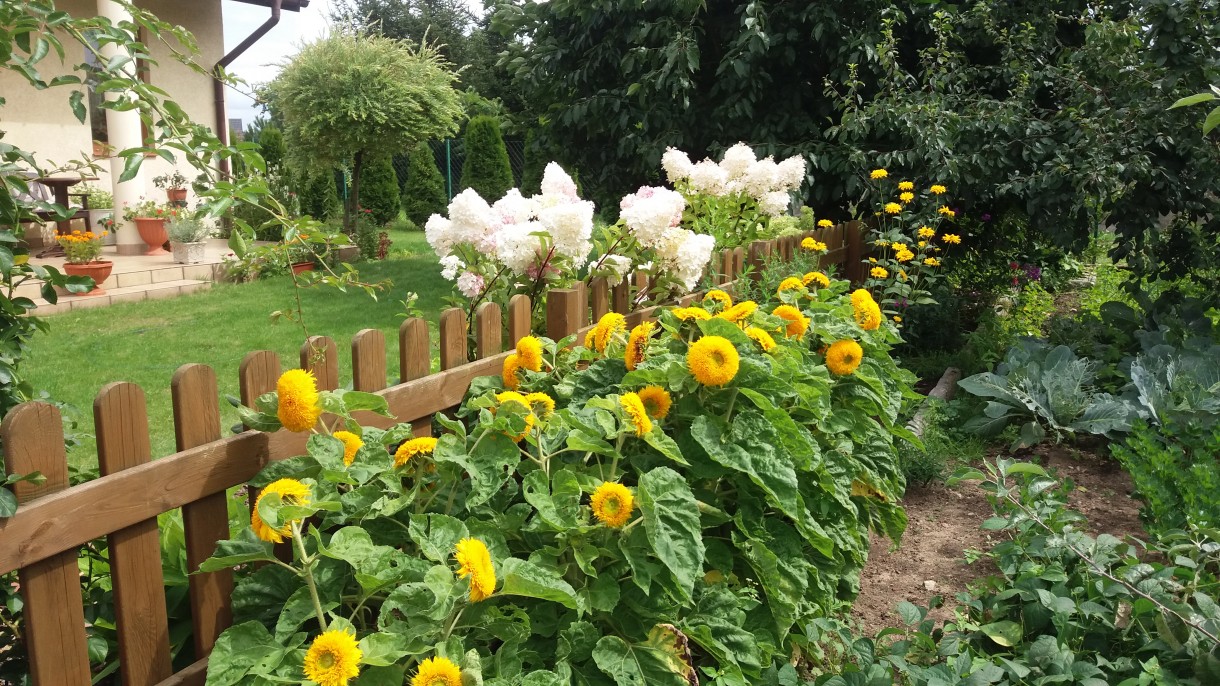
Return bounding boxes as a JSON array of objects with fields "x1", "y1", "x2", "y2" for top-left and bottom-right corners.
[
  {"x1": 14, "y1": 262, "x2": 223, "y2": 300},
  {"x1": 31, "y1": 279, "x2": 212, "y2": 315}
]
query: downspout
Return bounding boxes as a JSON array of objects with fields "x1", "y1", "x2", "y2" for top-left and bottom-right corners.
[{"x1": 213, "y1": 0, "x2": 283, "y2": 175}]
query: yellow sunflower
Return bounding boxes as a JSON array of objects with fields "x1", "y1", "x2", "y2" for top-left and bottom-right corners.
[
  {"x1": 303, "y1": 629, "x2": 362, "y2": 686},
  {"x1": 591, "y1": 482, "x2": 635, "y2": 528},
  {"x1": 850, "y1": 288, "x2": 875, "y2": 307},
  {"x1": 495, "y1": 391, "x2": 536, "y2": 441},
  {"x1": 745, "y1": 326, "x2": 777, "y2": 352},
  {"x1": 855, "y1": 300, "x2": 882, "y2": 331},
  {"x1": 251, "y1": 478, "x2": 310, "y2": 544},
  {"x1": 276, "y1": 369, "x2": 321, "y2": 432},
  {"x1": 772, "y1": 305, "x2": 810, "y2": 339},
  {"x1": 412, "y1": 656, "x2": 463, "y2": 686},
  {"x1": 619, "y1": 392, "x2": 653, "y2": 436},
  {"x1": 817, "y1": 218, "x2": 834, "y2": 228},
  {"x1": 803, "y1": 271, "x2": 830, "y2": 288},
  {"x1": 870, "y1": 168, "x2": 888, "y2": 179},
  {"x1": 895, "y1": 249, "x2": 914, "y2": 262},
  {"x1": 825, "y1": 339, "x2": 864, "y2": 376},
  {"x1": 883, "y1": 202, "x2": 902, "y2": 215},
  {"x1": 502, "y1": 353, "x2": 523, "y2": 390},
  {"x1": 636, "y1": 386, "x2": 672, "y2": 419},
  {"x1": 898, "y1": 181, "x2": 914, "y2": 191},
  {"x1": 524, "y1": 392, "x2": 555, "y2": 419},
  {"x1": 941, "y1": 233, "x2": 961, "y2": 244},
  {"x1": 454, "y1": 537, "x2": 496, "y2": 601},
  {"x1": 777, "y1": 277, "x2": 804, "y2": 293},
  {"x1": 870, "y1": 267, "x2": 889, "y2": 279},
  {"x1": 624, "y1": 321, "x2": 654, "y2": 371},
  {"x1": 899, "y1": 191, "x2": 914, "y2": 203},
  {"x1": 515, "y1": 336, "x2": 543, "y2": 372},
  {"x1": 930, "y1": 184, "x2": 947, "y2": 195},
  {"x1": 672, "y1": 306, "x2": 712, "y2": 322},
  {"x1": 687, "y1": 336, "x2": 740, "y2": 386},
  {"x1": 937, "y1": 206, "x2": 955, "y2": 218},
  {"x1": 332, "y1": 430, "x2": 363, "y2": 467},
  {"x1": 716, "y1": 300, "x2": 757, "y2": 325},
  {"x1": 703, "y1": 289, "x2": 733, "y2": 309},
  {"x1": 590, "y1": 312, "x2": 627, "y2": 353},
  {"x1": 394, "y1": 436, "x2": 438, "y2": 468}
]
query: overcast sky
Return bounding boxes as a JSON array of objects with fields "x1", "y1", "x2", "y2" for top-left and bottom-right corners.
[{"x1": 221, "y1": 0, "x2": 485, "y2": 128}]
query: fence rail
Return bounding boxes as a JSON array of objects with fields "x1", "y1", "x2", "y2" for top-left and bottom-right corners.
[{"x1": 0, "y1": 223, "x2": 862, "y2": 685}]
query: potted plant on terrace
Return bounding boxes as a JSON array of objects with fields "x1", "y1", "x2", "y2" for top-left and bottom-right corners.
[
  {"x1": 166, "y1": 213, "x2": 210, "y2": 264},
  {"x1": 153, "y1": 170, "x2": 189, "y2": 204},
  {"x1": 56, "y1": 230, "x2": 111, "y2": 295},
  {"x1": 122, "y1": 198, "x2": 177, "y2": 255},
  {"x1": 80, "y1": 184, "x2": 115, "y2": 245}
]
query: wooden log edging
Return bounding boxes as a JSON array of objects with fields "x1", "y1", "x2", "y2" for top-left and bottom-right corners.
[{"x1": 907, "y1": 366, "x2": 962, "y2": 439}]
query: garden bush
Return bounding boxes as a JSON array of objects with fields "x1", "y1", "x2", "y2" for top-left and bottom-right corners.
[
  {"x1": 298, "y1": 170, "x2": 342, "y2": 222},
  {"x1": 202, "y1": 270, "x2": 917, "y2": 684},
  {"x1": 459, "y1": 115, "x2": 514, "y2": 200},
  {"x1": 1113, "y1": 420, "x2": 1220, "y2": 535},
  {"x1": 358, "y1": 155, "x2": 401, "y2": 226},
  {"x1": 401, "y1": 141, "x2": 447, "y2": 226}
]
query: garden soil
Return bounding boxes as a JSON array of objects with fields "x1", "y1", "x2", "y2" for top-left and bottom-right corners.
[{"x1": 852, "y1": 443, "x2": 1145, "y2": 633}]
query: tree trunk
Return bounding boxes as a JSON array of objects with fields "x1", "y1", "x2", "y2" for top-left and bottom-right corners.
[{"x1": 350, "y1": 150, "x2": 364, "y2": 233}]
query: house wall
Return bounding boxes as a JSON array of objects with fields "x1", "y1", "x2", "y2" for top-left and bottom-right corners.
[{"x1": 1, "y1": 0, "x2": 226, "y2": 213}]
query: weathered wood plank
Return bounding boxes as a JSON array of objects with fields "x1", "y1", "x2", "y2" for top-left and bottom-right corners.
[
  {"x1": 475, "y1": 302, "x2": 503, "y2": 360},
  {"x1": 439, "y1": 308, "x2": 467, "y2": 371},
  {"x1": 351, "y1": 329, "x2": 388, "y2": 392},
  {"x1": 300, "y1": 336, "x2": 338, "y2": 391}
]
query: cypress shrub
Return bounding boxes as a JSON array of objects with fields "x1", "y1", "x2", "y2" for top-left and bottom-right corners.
[
  {"x1": 460, "y1": 115, "x2": 513, "y2": 199},
  {"x1": 299, "y1": 170, "x2": 341, "y2": 221},
  {"x1": 401, "y1": 142, "x2": 448, "y2": 225},
  {"x1": 360, "y1": 155, "x2": 401, "y2": 225},
  {"x1": 519, "y1": 128, "x2": 544, "y2": 196}
]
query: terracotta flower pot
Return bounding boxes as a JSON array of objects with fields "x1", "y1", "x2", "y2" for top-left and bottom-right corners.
[
  {"x1": 133, "y1": 217, "x2": 170, "y2": 255},
  {"x1": 62, "y1": 260, "x2": 113, "y2": 296},
  {"x1": 166, "y1": 188, "x2": 188, "y2": 203},
  {"x1": 291, "y1": 261, "x2": 316, "y2": 275}
]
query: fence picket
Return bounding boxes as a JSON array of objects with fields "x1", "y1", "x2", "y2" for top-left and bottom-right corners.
[
  {"x1": 507, "y1": 294, "x2": 531, "y2": 348},
  {"x1": 351, "y1": 329, "x2": 388, "y2": 392},
  {"x1": 301, "y1": 336, "x2": 339, "y2": 391},
  {"x1": 399, "y1": 318, "x2": 432, "y2": 437},
  {"x1": 475, "y1": 302, "x2": 503, "y2": 359},
  {"x1": 439, "y1": 308, "x2": 467, "y2": 370},
  {"x1": 171, "y1": 364, "x2": 233, "y2": 660},
  {"x1": 748, "y1": 240, "x2": 771, "y2": 283},
  {"x1": 95, "y1": 382, "x2": 173, "y2": 686},
  {"x1": 590, "y1": 277, "x2": 610, "y2": 322},
  {"x1": 0, "y1": 402, "x2": 92, "y2": 686},
  {"x1": 546, "y1": 289, "x2": 583, "y2": 341},
  {"x1": 611, "y1": 279, "x2": 630, "y2": 315}
]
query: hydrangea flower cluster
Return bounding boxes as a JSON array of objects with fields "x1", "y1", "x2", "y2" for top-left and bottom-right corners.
[{"x1": 618, "y1": 186, "x2": 716, "y2": 292}]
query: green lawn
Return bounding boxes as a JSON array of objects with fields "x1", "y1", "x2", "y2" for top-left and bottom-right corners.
[{"x1": 24, "y1": 231, "x2": 451, "y2": 470}]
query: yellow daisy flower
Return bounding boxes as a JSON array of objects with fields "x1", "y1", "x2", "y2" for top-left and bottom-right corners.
[
  {"x1": 918, "y1": 241, "x2": 927, "y2": 248},
  {"x1": 495, "y1": 391, "x2": 536, "y2": 442},
  {"x1": 687, "y1": 336, "x2": 740, "y2": 386},
  {"x1": 917, "y1": 226, "x2": 936, "y2": 238},
  {"x1": 825, "y1": 340, "x2": 864, "y2": 376},
  {"x1": 394, "y1": 436, "x2": 438, "y2": 468},
  {"x1": 942, "y1": 233, "x2": 962, "y2": 244},
  {"x1": 870, "y1": 168, "x2": 888, "y2": 179},
  {"x1": 673, "y1": 307, "x2": 712, "y2": 322},
  {"x1": 870, "y1": 267, "x2": 888, "y2": 279},
  {"x1": 636, "y1": 386, "x2": 672, "y2": 419},
  {"x1": 883, "y1": 202, "x2": 902, "y2": 215},
  {"x1": 276, "y1": 369, "x2": 321, "y2": 432},
  {"x1": 772, "y1": 305, "x2": 810, "y2": 339},
  {"x1": 619, "y1": 392, "x2": 653, "y2": 436},
  {"x1": 899, "y1": 191, "x2": 914, "y2": 203},
  {"x1": 817, "y1": 218, "x2": 834, "y2": 228},
  {"x1": 591, "y1": 482, "x2": 635, "y2": 528},
  {"x1": 624, "y1": 321, "x2": 654, "y2": 371},
  {"x1": 895, "y1": 249, "x2": 914, "y2": 262},
  {"x1": 893, "y1": 315, "x2": 903, "y2": 323},
  {"x1": 937, "y1": 206, "x2": 955, "y2": 218},
  {"x1": 524, "y1": 392, "x2": 555, "y2": 419},
  {"x1": 332, "y1": 430, "x2": 363, "y2": 467},
  {"x1": 930, "y1": 184, "x2": 947, "y2": 195},
  {"x1": 303, "y1": 629, "x2": 362, "y2": 686},
  {"x1": 502, "y1": 353, "x2": 524, "y2": 390},
  {"x1": 703, "y1": 289, "x2": 733, "y2": 309},
  {"x1": 412, "y1": 657, "x2": 462, "y2": 686},
  {"x1": 924, "y1": 257, "x2": 941, "y2": 266},
  {"x1": 454, "y1": 538, "x2": 496, "y2": 602},
  {"x1": 590, "y1": 312, "x2": 626, "y2": 353},
  {"x1": 716, "y1": 300, "x2": 757, "y2": 325},
  {"x1": 251, "y1": 478, "x2": 310, "y2": 544},
  {"x1": 898, "y1": 181, "x2": 914, "y2": 191},
  {"x1": 801, "y1": 237, "x2": 828, "y2": 251}
]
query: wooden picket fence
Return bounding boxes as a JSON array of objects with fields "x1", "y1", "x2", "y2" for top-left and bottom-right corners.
[{"x1": 0, "y1": 223, "x2": 863, "y2": 685}]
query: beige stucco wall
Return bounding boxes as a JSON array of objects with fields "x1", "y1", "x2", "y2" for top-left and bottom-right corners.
[{"x1": 1, "y1": 0, "x2": 225, "y2": 212}]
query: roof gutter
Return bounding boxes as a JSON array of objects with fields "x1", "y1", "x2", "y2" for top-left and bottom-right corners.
[{"x1": 214, "y1": 0, "x2": 283, "y2": 175}]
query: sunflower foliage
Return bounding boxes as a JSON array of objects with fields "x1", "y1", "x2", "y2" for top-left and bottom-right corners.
[{"x1": 202, "y1": 271, "x2": 918, "y2": 686}]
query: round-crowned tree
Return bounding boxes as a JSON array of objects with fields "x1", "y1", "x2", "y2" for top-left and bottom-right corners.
[
  {"x1": 459, "y1": 115, "x2": 513, "y2": 199},
  {"x1": 360, "y1": 155, "x2": 401, "y2": 225},
  {"x1": 266, "y1": 33, "x2": 463, "y2": 232},
  {"x1": 401, "y1": 141, "x2": 447, "y2": 225}
]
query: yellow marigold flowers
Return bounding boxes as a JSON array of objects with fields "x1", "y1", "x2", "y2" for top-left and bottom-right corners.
[
  {"x1": 942, "y1": 233, "x2": 961, "y2": 244},
  {"x1": 716, "y1": 300, "x2": 757, "y2": 324},
  {"x1": 636, "y1": 386, "x2": 672, "y2": 419},
  {"x1": 777, "y1": 277, "x2": 804, "y2": 293},
  {"x1": 251, "y1": 478, "x2": 310, "y2": 544},
  {"x1": 898, "y1": 181, "x2": 914, "y2": 191},
  {"x1": 918, "y1": 241, "x2": 927, "y2": 248},
  {"x1": 673, "y1": 306, "x2": 712, "y2": 322},
  {"x1": 589, "y1": 312, "x2": 626, "y2": 353},
  {"x1": 937, "y1": 206, "x2": 955, "y2": 218},
  {"x1": 495, "y1": 391, "x2": 536, "y2": 442},
  {"x1": 825, "y1": 339, "x2": 864, "y2": 376},
  {"x1": 687, "y1": 336, "x2": 740, "y2": 386},
  {"x1": 332, "y1": 430, "x2": 363, "y2": 466},
  {"x1": 515, "y1": 336, "x2": 543, "y2": 372},
  {"x1": 454, "y1": 537, "x2": 496, "y2": 602},
  {"x1": 502, "y1": 353, "x2": 524, "y2": 390},
  {"x1": 591, "y1": 482, "x2": 635, "y2": 528},
  {"x1": 803, "y1": 271, "x2": 830, "y2": 288},
  {"x1": 930, "y1": 184, "x2": 947, "y2": 195},
  {"x1": 703, "y1": 289, "x2": 732, "y2": 308},
  {"x1": 817, "y1": 218, "x2": 834, "y2": 228},
  {"x1": 394, "y1": 437, "x2": 438, "y2": 467},
  {"x1": 624, "y1": 321, "x2": 654, "y2": 371},
  {"x1": 746, "y1": 326, "x2": 777, "y2": 352},
  {"x1": 924, "y1": 257, "x2": 941, "y2": 267},
  {"x1": 883, "y1": 202, "x2": 902, "y2": 215},
  {"x1": 870, "y1": 267, "x2": 889, "y2": 279},
  {"x1": 851, "y1": 289, "x2": 882, "y2": 331},
  {"x1": 772, "y1": 305, "x2": 810, "y2": 339},
  {"x1": 276, "y1": 369, "x2": 321, "y2": 432},
  {"x1": 801, "y1": 237, "x2": 828, "y2": 251},
  {"x1": 870, "y1": 168, "x2": 888, "y2": 179},
  {"x1": 619, "y1": 392, "x2": 653, "y2": 436},
  {"x1": 895, "y1": 248, "x2": 915, "y2": 262},
  {"x1": 899, "y1": 191, "x2": 914, "y2": 203},
  {"x1": 918, "y1": 226, "x2": 936, "y2": 238},
  {"x1": 303, "y1": 629, "x2": 362, "y2": 686},
  {"x1": 524, "y1": 392, "x2": 555, "y2": 419},
  {"x1": 413, "y1": 656, "x2": 463, "y2": 686}
]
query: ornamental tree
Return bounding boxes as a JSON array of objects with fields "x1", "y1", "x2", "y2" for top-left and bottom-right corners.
[
  {"x1": 401, "y1": 141, "x2": 447, "y2": 225},
  {"x1": 460, "y1": 115, "x2": 514, "y2": 200},
  {"x1": 266, "y1": 33, "x2": 464, "y2": 232}
]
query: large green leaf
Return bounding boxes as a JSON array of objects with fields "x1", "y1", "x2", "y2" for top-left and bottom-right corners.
[
  {"x1": 198, "y1": 529, "x2": 277, "y2": 572},
  {"x1": 204, "y1": 621, "x2": 287, "y2": 686},
  {"x1": 408, "y1": 513, "x2": 469, "y2": 563},
  {"x1": 522, "y1": 468, "x2": 583, "y2": 530},
  {"x1": 499, "y1": 557, "x2": 586, "y2": 612},
  {"x1": 692, "y1": 412, "x2": 800, "y2": 519},
  {"x1": 637, "y1": 467, "x2": 705, "y2": 601},
  {"x1": 592, "y1": 636, "x2": 690, "y2": 686}
]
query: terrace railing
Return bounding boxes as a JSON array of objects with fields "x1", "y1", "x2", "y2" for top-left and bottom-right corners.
[{"x1": 0, "y1": 223, "x2": 863, "y2": 685}]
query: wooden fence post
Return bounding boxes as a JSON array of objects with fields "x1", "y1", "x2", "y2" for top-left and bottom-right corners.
[
  {"x1": 845, "y1": 220, "x2": 863, "y2": 284},
  {"x1": 398, "y1": 318, "x2": 431, "y2": 437},
  {"x1": 547, "y1": 289, "x2": 583, "y2": 341},
  {"x1": 475, "y1": 302, "x2": 503, "y2": 359},
  {"x1": 171, "y1": 364, "x2": 233, "y2": 660},
  {"x1": 439, "y1": 308, "x2": 467, "y2": 371},
  {"x1": 0, "y1": 403, "x2": 92, "y2": 685},
  {"x1": 748, "y1": 240, "x2": 771, "y2": 284},
  {"x1": 611, "y1": 278, "x2": 630, "y2": 315},
  {"x1": 301, "y1": 336, "x2": 339, "y2": 391},
  {"x1": 95, "y1": 383, "x2": 173, "y2": 686},
  {"x1": 507, "y1": 295, "x2": 531, "y2": 349},
  {"x1": 351, "y1": 329, "x2": 388, "y2": 392},
  {"x1": 590, "y1": 277, "x2": 610, "y2": 323}
]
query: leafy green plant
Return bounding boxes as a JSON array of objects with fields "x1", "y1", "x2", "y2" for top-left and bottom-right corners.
[
  {"x1": 459, "y1": 115, "x2": 514, "y2": 200},
  {"x1": 1113, "y1": 420, "x2": 1220, "y2": 534},
  {"x1": 401, "y1": 141, "x2": 447, "y2": 226},
  {"x1": 358, "y1": 155, "x2": 401, "y2": 226},
  {"x1": 298, "y1": 170, "x2": 342, "y2": 222},
  {"x1": 959, "y1": 339, "x2": 1134, "y2": 450},
  {"x1": 1124, "y1": 342, "x2": 1220, "y2": 427}
]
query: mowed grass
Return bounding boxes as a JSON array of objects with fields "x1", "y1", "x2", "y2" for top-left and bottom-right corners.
[{"x1": 24, "y1": 231, "x2": 451, "y2": 469}]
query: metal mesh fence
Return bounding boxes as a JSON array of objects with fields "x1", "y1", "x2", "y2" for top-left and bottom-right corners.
[{"x1": 391, "y1": 139, "x2": 526, "y2": 202}]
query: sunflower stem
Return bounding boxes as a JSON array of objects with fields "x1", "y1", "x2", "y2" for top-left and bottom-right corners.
[
  {"x1": 292, "y1": 521, "x2": 328, "y2": 632},
  {"x1": 608, "y1": 435, "x2": 625, "y2": 481},
  {"x1": 443, "y1": 606, "x2": 466, "y2": 642},
  {"x1": 723, "y1": 388, "x2": 739, "y2": 422}
]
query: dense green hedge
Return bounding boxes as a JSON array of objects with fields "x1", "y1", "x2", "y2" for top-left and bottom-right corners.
[{"x1": 460, "y1": 115, "x2": 514, "y2": 199}]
